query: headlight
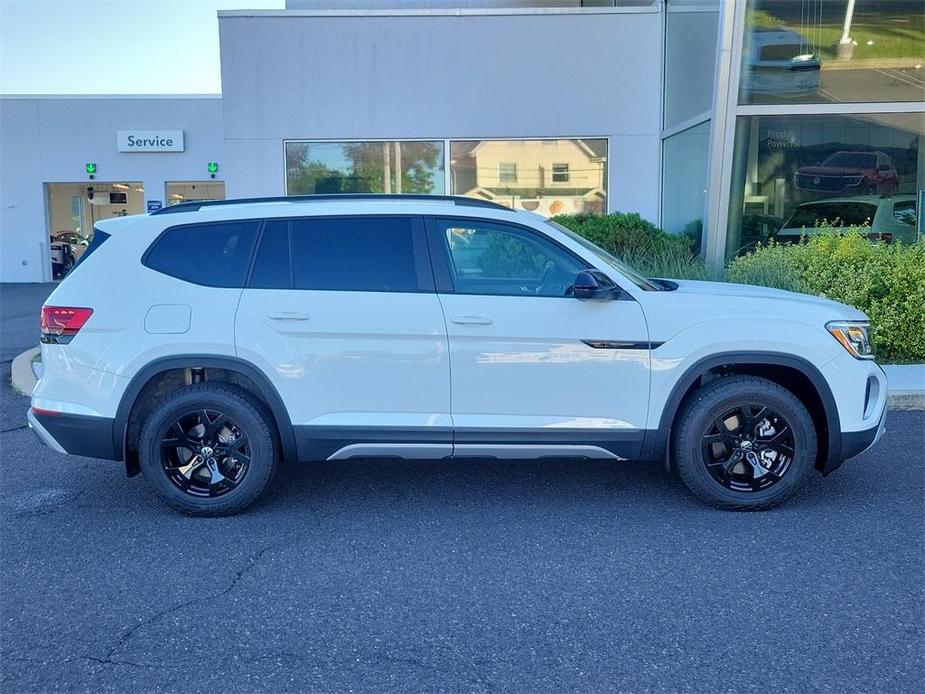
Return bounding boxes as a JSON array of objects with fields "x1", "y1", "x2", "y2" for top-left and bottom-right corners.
[{"x1": 826, "y1": 321, "x2": 874, "y2": 360}]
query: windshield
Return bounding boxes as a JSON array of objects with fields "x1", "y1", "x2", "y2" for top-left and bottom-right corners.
[
  {"x1": 821, "y1": 152, "x2": 876, "y2": 169},
  {"x1": 547, "y1": 221, "x2": 660, "y2": 291}
]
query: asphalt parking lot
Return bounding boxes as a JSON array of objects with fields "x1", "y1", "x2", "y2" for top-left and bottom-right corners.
[{"x1": 1, "y1": 284, "x2": 923, "y2": 693}]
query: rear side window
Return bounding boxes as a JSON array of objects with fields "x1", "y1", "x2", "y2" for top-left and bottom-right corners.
[
  {"x1": 144, "y1": 221, "x2": 259, "y2": 287},
  {"x1": 248, "y1": 217, "x2": 420, "y2": 292}
]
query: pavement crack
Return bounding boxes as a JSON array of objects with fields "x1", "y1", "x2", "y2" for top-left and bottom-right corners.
[
  {"x1": 103, "y1": 543, "x2": 275, "y2": 661},
  {"x1": 1, "y1": 424, "x2": 28, "y2": 434}
]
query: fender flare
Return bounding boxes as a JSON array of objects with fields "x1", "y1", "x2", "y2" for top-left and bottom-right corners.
[
  {"x1": 113, "y1": 355, "x2": 298, "y2": 464},
  {"x1": 641, "y1": 351, "x2": 841, "y2": 473}
]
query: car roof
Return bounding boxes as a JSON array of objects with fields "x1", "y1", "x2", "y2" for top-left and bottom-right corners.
[{"x1": 143, "y1": 194, "x2": 541, "y2": 226}]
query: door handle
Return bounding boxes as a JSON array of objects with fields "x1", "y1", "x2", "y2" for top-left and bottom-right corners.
[
  {"x1": 450, "y1": 315, "x2": 493, "y2": 325},
  {"x1": 267, "y1": 312, "x2": 310, "y2": 321}
]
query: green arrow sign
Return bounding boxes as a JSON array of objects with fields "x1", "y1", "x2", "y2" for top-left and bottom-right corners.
[
  {"x1": 86, "y1": 163, "x2": 97, "y2": 174},
  {"x1": 207, "y1": 162, "x2": 218, "y2": 173}
]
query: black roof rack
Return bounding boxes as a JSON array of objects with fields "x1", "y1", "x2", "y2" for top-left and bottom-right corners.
[{"x1": 150, "y1": 193, "x2": 510, "y2": 215}]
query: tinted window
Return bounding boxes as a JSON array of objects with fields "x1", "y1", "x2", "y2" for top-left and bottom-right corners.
[
  {"x1": 249, "y1": 221, "x2": 291, "y2": 289},
  {"x1": 440, "y1": 221, "x2": 585, "y2": 297},
  {"x1": 145, "y1": 221, "x2": 258, "y2": 288},
  {"x1": 892, "y1": 201, "x2": 917, "y2": 227},
  {"x1": 291, "y1": 217, "x2": 418, "y2": 292}
]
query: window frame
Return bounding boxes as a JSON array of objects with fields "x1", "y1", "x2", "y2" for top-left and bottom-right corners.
[
  {"x1": 551, "y1": 163, "x2": 570, "y2": 183},
  {"x1": 423, "y1": 215, "x2": 593, "y2": 299},
  {"x1": 244, "y1": 214, "x2": 434, "y2": 294},
  {"x1": 497, "y1": 162, "x2": 518, "y2": 184}
]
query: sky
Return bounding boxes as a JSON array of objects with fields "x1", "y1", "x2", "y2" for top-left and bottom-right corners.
[{"x1": 0, "y1": 0, "x2": 284, "y2": 95}]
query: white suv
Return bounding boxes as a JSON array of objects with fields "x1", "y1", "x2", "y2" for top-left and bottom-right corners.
[{"x1": 29, "y1": 195, "x2": 887, "y2": 515}]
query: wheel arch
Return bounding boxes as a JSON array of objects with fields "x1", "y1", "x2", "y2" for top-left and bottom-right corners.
[
  {"x1": 643, "y1": 352, "x2": 841, "y2": 475},
  {"x1": 114, "y1": 355, "x2": 298, "y2": 475}
]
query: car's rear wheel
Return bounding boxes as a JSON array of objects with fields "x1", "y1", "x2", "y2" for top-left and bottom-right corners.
[
  {"x1": 139, "y1": 384, "x2": 278, "y2": 516},
  {"x1": 672, "y1": 375, "x2": 817, "y2": 510}
]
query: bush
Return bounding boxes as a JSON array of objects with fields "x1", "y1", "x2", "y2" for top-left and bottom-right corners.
[
  {"x1": 552, "y1": 212, "x2": 719, "y2": 280},
  {"x1": 729, "y1": 231, "x2": 925, "y2": 362}
]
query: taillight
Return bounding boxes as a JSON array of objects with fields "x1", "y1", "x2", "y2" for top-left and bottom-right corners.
[
  {"x1": 868, "y1": 232, "x2": 893, "y2": 244},
  {"x1": 41, "y1": 306, "x2": 93, "y2": 344}
]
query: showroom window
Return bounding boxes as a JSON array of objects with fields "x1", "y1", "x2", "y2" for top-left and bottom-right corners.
[
  {"x1": 739, "y1": 0, "x2": 925, "y2": 105},
  {"x1": 724, "y1": 112, "x2": 923, "y2": 256},
  {"x1": 449, "y1": 139, "x2": 608, "y2": 216},
  {"x1": 285, "y1": 141, "x2": 445, "y2": 195}
]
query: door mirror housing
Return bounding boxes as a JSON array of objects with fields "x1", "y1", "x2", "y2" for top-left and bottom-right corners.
[{"x1": 568, "y1": 270, "x2": 619, "y2": 300}]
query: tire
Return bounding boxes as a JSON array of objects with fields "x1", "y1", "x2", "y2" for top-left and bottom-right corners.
[
  {"x1": 672, "y1": 375, "x2": 817, "y2": 511},
  {"x1": 138, "y1": 383, "x2": 278, "y2": 516}
]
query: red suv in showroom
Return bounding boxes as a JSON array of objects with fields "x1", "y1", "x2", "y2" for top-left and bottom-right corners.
[{"x1": 793, "y1": 151, "x2": 899, "y2": 202}]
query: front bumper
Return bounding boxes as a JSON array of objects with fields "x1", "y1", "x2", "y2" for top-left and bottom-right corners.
[{"x1": 840, "y1": 407, "x2": 887, "y2": 462}]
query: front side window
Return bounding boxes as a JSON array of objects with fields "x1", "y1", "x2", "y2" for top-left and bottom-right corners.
[
  {"x1": 145, "y1": 221, "x2": 259, "y2": 288},
  {"x1": 438, "y1": 220, "x2": 585, "y2": 298}
]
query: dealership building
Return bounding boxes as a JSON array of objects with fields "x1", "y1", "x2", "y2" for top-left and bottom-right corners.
[{"x1": 1, "y1": 0, "x2": 922, "y2": 283}]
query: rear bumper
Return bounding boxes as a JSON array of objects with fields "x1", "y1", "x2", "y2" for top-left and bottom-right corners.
[{"x1": 27, "y1": 409, "x2": 120, "y2": 460}]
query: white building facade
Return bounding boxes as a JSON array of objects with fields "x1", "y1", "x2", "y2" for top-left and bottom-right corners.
[{"x1": 1, "y1": 0, "x2": 922, "y2": 283}]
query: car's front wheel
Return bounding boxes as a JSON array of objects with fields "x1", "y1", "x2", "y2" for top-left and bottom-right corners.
[
  {"x1": 138, "y1": 384, "x2": 278, "y2": 516},
  {"x1": 672, "y1": 375, "x2": 817, "y2": 510}
]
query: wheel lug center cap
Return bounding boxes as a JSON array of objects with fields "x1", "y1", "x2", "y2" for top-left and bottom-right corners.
[
  {"x1": 201, "y1": 446, "x2": 214, "y2": 457},
  {"x1": 740, "y1": 440, "x2": 753, "y2": 450}
]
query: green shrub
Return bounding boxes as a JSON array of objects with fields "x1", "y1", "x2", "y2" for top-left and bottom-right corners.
[
  {"x1": 729, "y1": 231, "x2": 925, "y2": 362},
  {"x1": 552, "y1": 212, "x2": 718, "y2": 280}
]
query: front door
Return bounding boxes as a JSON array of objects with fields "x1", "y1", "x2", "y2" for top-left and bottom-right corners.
[
  {"x1": 427, "y1": 217, "x2": 651, "y2": 460},
  {"x1": 235, "y1": 215, "x2": 452, "y2": 461}
]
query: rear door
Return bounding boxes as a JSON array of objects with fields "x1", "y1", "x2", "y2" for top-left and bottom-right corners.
[
  {"x1": 235, "y1": 215, "x2": 452, "y2": 461},
  {"x1": 426, "y1": 216, "x2": 651, "y2": 460}
]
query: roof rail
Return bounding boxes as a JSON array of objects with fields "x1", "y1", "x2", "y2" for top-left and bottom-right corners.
[{"x1": 150, "y1": 193, "x2": 510, "y2": 215}]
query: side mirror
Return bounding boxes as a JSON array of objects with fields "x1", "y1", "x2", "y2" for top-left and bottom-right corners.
[{"x1": 568, "y1": 270, "x2": 618, "y2": 300}]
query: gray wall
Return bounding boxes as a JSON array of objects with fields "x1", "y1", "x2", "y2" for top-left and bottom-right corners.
[
  {"x1": 219, "y1": 8, "x2": 662, "y2": 219},
  {"x1": 0, "y1": 97, "x2": 223, "y2": 282}
]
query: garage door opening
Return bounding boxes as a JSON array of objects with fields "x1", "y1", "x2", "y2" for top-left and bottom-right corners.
[
  {"x1": 45, "y1": 182, "x2": 144, "y2": 278},
  {"x1": 166, "y1": 181, "x2": 225, "y2": 206}
]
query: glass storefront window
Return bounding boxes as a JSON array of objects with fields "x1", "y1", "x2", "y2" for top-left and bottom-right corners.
[
  {"x1": 740, "y1": 1, "x2": 925, "y2": 105},
  {"x1": 450, "y1": 139, "x2": 607, "y2": 217},
  {"x1": 725, "y1": 112, "x2": 924, "y2": 256},
  {"x1": 664, "y1": 0, "x2": 721, "y2": 128},
  {"x1": 285, "y1": 141, "x2": 445, "y2": 195},
  {"x1": 662, "y1": 121, "x2": 711, "y2": 237}
]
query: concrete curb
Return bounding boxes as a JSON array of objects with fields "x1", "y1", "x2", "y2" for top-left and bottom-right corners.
[
  {"x1": 10, "y1": 346, "x2": 40, "y2": 396},
  {"x1": 9, "y1": 346, "x2": 925, "y2": 409}
]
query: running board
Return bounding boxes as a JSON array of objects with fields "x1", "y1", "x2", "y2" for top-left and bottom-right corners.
[{"x1": 326, "y1": 443, "x2": 625, "y2": 461}]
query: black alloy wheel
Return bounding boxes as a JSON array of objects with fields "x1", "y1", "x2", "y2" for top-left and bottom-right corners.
[
  {"x1": 139, "y1": 383, "x2": 278, "y2": 516},
  {"x1": 672, "y1": 375, "x2": 816, "y2": 511},
  {"x1": 701, "y1": 404, "x2": 795, "y2": 492},
  {"x1": 161, "y1": 409, "x2": 251, "y2": 497}
]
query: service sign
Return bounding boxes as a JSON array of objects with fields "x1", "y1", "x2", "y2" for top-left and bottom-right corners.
[{"x1": 117, "y1": 130, "x2": 184, "y2": 153}]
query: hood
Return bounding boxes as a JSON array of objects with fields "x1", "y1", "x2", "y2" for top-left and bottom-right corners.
[{"x1": 667, "y1": 279, "x2": 867, "y2": 320}]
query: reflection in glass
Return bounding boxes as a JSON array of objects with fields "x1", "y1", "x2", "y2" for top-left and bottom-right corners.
[
  {"x1": 664, "y1": 0, "x2": 721, "y2": 128},
  {"x1": 725, "y1": 112, "x2": 923, "y2": 256},
  {"x1": 450, "y1": 139, "x2": 608, "y2": 217},
  {"x1": 662, "y1": 121, "x2": 710, "y2": 236},
  {"x1": 740, "y1": 1, "x2": 925, "y2": 104},
  {"x1": 286, "y1": 141, "x2": 445, "y2": 195}
]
